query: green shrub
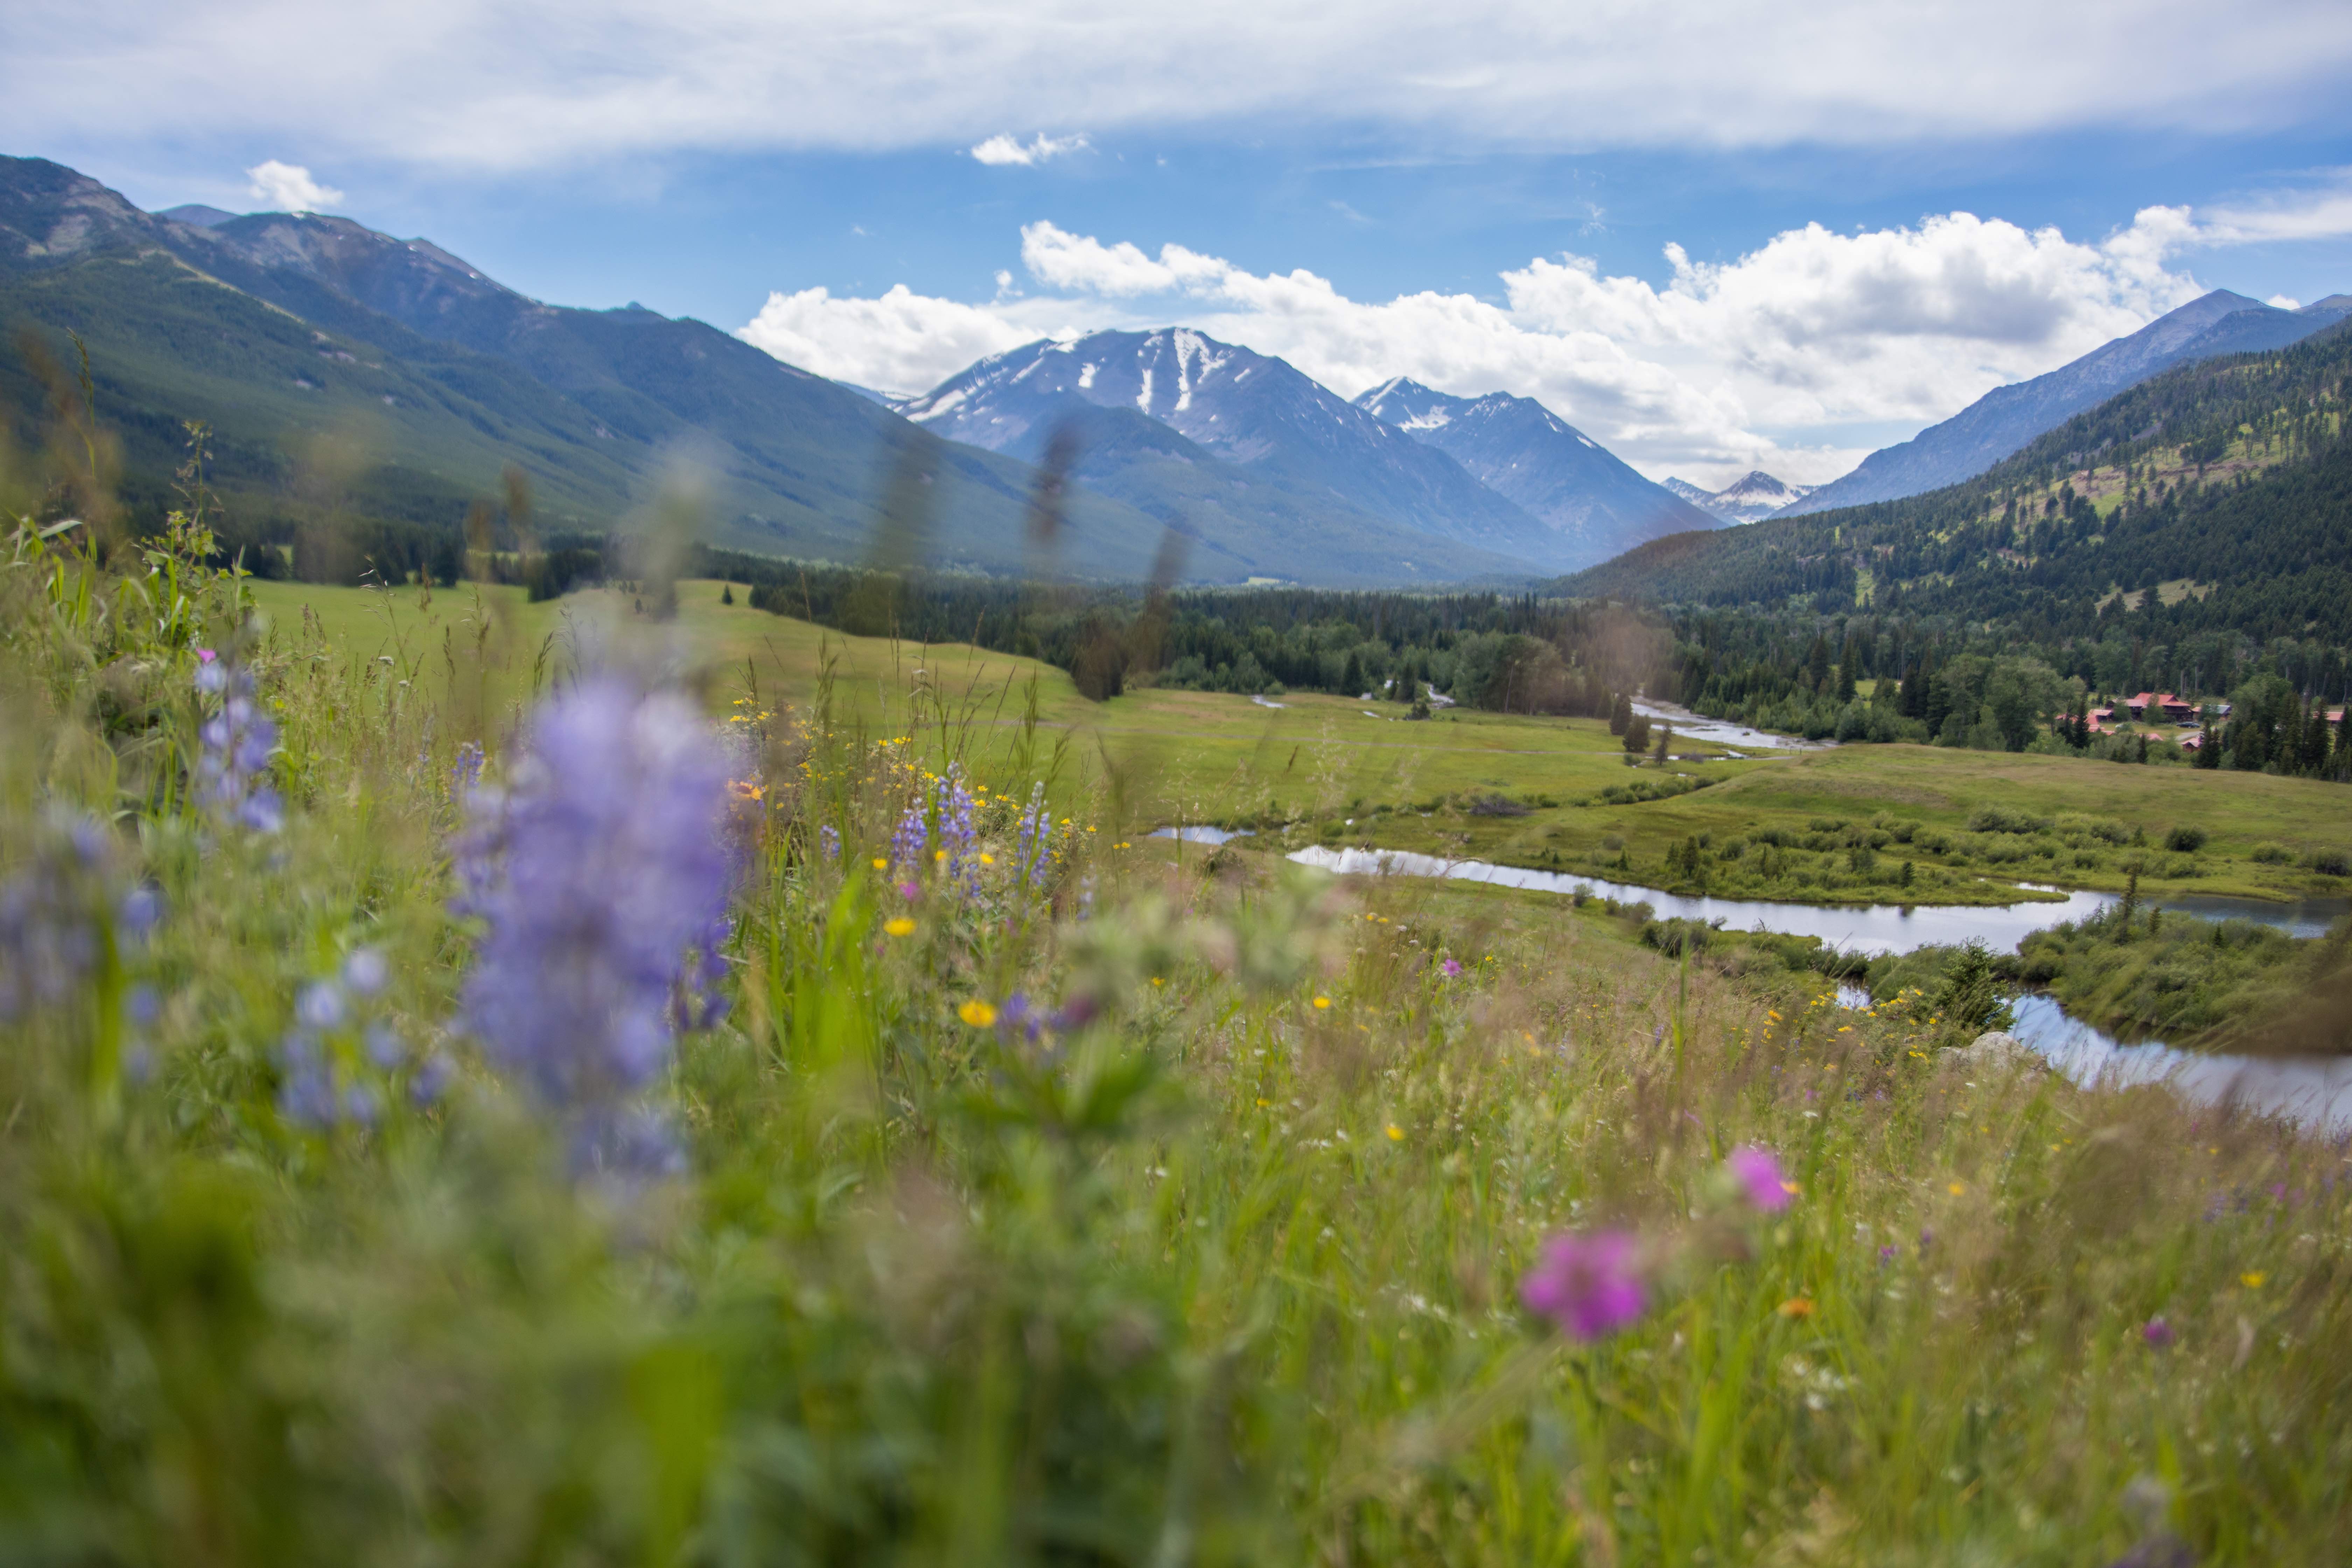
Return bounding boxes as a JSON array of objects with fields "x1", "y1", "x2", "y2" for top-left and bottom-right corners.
[
  {"x1": 2163, "y1": 825, "x2": 2207, "y2": 853},
  {"x1": 1966, "y1": 803, "x2": 2051, "y2": 834},
  {"x1": 2250, "y1": 841, "x2": 2295, "y2": 863}
]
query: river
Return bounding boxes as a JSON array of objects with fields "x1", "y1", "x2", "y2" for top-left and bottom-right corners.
[{"x1": 1288, "y1": 844, "x2": 2351, "y2": 1130}]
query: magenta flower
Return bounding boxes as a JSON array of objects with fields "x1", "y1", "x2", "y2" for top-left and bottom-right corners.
[
  {"x1": 1727, "y1": 1145, "x2": 1792, "y2": 1212},
  {"x1": 1521, "y1": 1230, "x2": 1648, "y2": 1341},
  {"x1": 1440, "y1": 957, "x2": 1463, "y2": 978},
  {"x1": 2142, "y1": 1317, "x2": 2175, "y2": 1350}
]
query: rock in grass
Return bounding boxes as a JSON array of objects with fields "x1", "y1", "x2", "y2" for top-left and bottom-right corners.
[{"x1": 1943, "y1": 1031, "x2": 2043, "y2": 1073}]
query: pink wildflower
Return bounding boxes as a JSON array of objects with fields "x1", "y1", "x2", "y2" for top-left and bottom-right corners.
[
  {"x1": 1727, "y1": 1146, "x2": 1792, "y2": 1212},
  {"x1": 1520, "y1": 1230, "x2": 1647, "y2": 1341},
  {"x1": 1441, "y1": 958, "x2": 1463, "y2": 978}
]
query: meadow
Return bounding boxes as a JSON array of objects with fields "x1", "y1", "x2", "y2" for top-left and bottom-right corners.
[
  {"x1": 4, "y1": 533, "x2": 2348, "y2": 1564},
  {"x1": 251, "y1": 578, "x2": 2352, "y2": 910}
]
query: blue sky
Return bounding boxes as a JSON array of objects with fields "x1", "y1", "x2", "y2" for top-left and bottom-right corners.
[{"x1": 12, "y1": 0, "x2": 2352, "y2": 487}]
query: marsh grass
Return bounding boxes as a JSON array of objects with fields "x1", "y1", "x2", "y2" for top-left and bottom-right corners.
[{"x1": 2, "y1": 512, "x2": 2350, "y2": 1566}]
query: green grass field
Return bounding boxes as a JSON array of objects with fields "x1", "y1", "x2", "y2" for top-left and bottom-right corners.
[
  {"x1": 251, "y1": 579, "x2": 2352, "y2": 909},
  {"x1": 10, "y1": 533, "x2": 2352, "y2": 1562}
]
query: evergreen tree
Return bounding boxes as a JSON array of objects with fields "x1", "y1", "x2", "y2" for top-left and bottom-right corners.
[{"x1": 1609, "y1": 693, "x2": 1632, "y2": 736}]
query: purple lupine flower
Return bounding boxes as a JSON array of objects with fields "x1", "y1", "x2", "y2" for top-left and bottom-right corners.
[
  {"x1": 364, "y1": 1021, "x2": 404, "y2": 1070},
  {"x1": 889, "y1": 797, "x2": 930, "y2": 873},
  {"x1": 450, "y1": 741, "x2": 485, "y2": 798},
  {"x1": 343, "y1": 947, "x2": 389, "y2": 996},
  {"x1": 0, "y1": 814, "x2": 142, "y2": 1020},
  {"x1": 996, "y1": 992, "x2": 1043, "y2": 1042},
  {"x1": 453, "y1": 675, "x2": 730, "y2": 1180},
  {"x1": 1014, "y1": 782, "x2": 1055, "y2": 889},
  {"x1": 194, "y1": 662, "x2": 283, "y2": 833},
  {"x1": 818, "y1": 824, "x2": 841, "y2": 860},
  {"x1": 1521, "y1": 1230, "x2": 1648, "y2": 1341},
  {"x1": 1727, "y1": 1146, "x2": 1793, "y2": 1212},
  {"x1": 2143, "y1": 1317, "x2": 2175, "y2": 1350},
  {"x1": 410, "y1": 1051, "x2": 455, "y2": 1108},
  {"x1": 297, "y1": 981, "x2": 347, "y2": 1031},
  {"x1": 277, "y1": 1033, "x2": 338, "y2": 1129},
  {"x1": 934, "y1": 766, "x2": 981, "y2": 894}
]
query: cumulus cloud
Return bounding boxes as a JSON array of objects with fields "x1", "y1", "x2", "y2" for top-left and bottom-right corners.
[
  {"x1": 10, "y1": 1, "x2": 2352, "y2": 170},
  {"x1": 246, "y1": 159, "x2": 343, "y2": 212},
  {"x1": 738, "y1": 284, "x2": 1055, "y2": 398},
  {"x1": 968, "y1": 132, "x2": 1089, "y2": 167},
  {"x1": 742, "y1": 209, "x2": 2221, "y2": 485}
]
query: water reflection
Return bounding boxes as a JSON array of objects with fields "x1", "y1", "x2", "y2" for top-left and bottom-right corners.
[
  {"x1": 1150, "y1": 825, "x2": 1255, "y2": 845},
  {"x1": 1287, "y1": 846, "x2": 2345, "y2": 952},
  {"x1": 1298, "y1": 844, "x2": 2351, "y2": 1130},
  {"x1": 1630, "y1": 699, "x2": 1826, "y2": 753}
]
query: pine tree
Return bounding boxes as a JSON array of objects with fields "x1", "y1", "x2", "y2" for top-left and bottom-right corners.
[{"x1": 1609, "y1": 693, "x2": 1632, "y2": 736}]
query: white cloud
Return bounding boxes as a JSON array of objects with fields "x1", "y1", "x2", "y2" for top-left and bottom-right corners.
[
  {"x1": 245, "y1": 159, "x2": 343, "y2": 212},
  {"x1": 738, "y1": 284, "x2": 1052, "y2": 398},
  {"x1": 10, "y1": 1, "x2": 2351, "y2": 170},
  {"x1": 2197, "y1": 169, "x2": 2352, "y2": 244},
  {"x1": 743, "y1": 208, "x2": 2222, "y2": 486},
  {"x1": 969, "y1": 132, "x2": 1089, "y2": 167}
]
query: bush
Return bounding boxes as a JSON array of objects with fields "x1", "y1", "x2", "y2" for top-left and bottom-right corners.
[
  {"x1": 2250, "y1": 842, "x2": 2295, "y2": 864},
  {"x1": 2163, "y1": 825, "x2": 2207, "y2": 853},
  {"x1": 1966, "y1": 804, "x2": 2051, "y2": 834},
  {"x1": 2309, "y1": 848, "x2": 2352, "y2": 877}
]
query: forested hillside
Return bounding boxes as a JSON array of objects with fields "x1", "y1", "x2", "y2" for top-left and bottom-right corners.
[{"x1": 1569, "y1": 320, "x2": 2352, "y2": 646}]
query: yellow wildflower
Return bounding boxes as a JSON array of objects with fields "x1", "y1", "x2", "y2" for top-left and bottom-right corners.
[
  {"x1": 1384, "y1": 1124, "x2": 1405, "y2": 1142},
  {"x1": 958, "y1": 999, "x2": 997, "y2": 1028},
  {"x1": 883, "y1": 917, "x2": 916, "y2": 938},
  {"x1": 1312, "y1": 996, "x2": 1331, "y2": 1010}
]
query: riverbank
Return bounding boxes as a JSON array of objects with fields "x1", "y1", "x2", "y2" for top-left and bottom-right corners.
[{"x1": 2016, "y1": 905, "x2": 2352, "y2": 1055}]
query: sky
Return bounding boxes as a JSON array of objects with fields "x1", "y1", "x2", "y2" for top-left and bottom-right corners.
[{"x1": 9, "y1": 0, "x2": 2352, "y2": 488}]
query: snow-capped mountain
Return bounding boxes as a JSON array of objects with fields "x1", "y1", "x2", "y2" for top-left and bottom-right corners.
[
  {"x1": 1662, "y1": 471, "x2": 1817, "y2": 525},
  {"x1": 1355, "y1": 378, "x2": 1717, "y2": 567},
  {"x1": 899, "y1": 329, "x2": 1570, "y2": 570}
]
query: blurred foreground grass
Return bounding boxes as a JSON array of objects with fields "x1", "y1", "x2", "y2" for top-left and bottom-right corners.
[{"x1": 4, "y1": 532, "x2": 2348, "y2": 1568}]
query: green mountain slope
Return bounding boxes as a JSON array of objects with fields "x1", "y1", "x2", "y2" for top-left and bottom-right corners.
[
  {"x1": 1564, "y1": 321, "x2": 2352, "y2": 645},
  {"x1": 0, "y1": 155, "x2": 1174, "y2": 578}
]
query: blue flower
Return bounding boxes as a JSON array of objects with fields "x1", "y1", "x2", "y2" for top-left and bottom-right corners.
[
  {"x1": 453, "y1": 676, "x2": 732, "y2": 1180},
  {"x1": 193, "y1": 663, "x2": 282, "y2": 833}
]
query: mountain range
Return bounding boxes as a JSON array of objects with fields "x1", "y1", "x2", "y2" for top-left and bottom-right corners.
[
  {"x1": 2, "y1": 154, "x2": 1717, "y2": 587},
  {"x1": 896, "y1": 329, "x2": 1568, "y2": 580},
  {"x1": 1661, "y1": 471, "x2": 1815, "y2": 525},
  {"x1": 1781, "y1": 289, "x2": 2352, "y2": 517},
  {"x1": 0, "y1": 155, "x2": 1185, "y2": 577},
  {"x1": 1349, "y1": 378, "x2": 1713, "y2": 565}
]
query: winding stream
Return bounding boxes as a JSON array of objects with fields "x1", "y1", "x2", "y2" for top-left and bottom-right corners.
[{"x1": 1288, "y1": 844, "x2": 2352, "y2": 1130}]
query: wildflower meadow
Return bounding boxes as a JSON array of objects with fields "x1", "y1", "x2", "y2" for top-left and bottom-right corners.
[{"x1": 2, "y1": 511, "x2": 2348, "y2": 1566}]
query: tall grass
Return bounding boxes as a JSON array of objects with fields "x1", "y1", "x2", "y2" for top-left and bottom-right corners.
[{"x1": 2, "y1": 513, "x2": 2348, "y2": 1566}]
